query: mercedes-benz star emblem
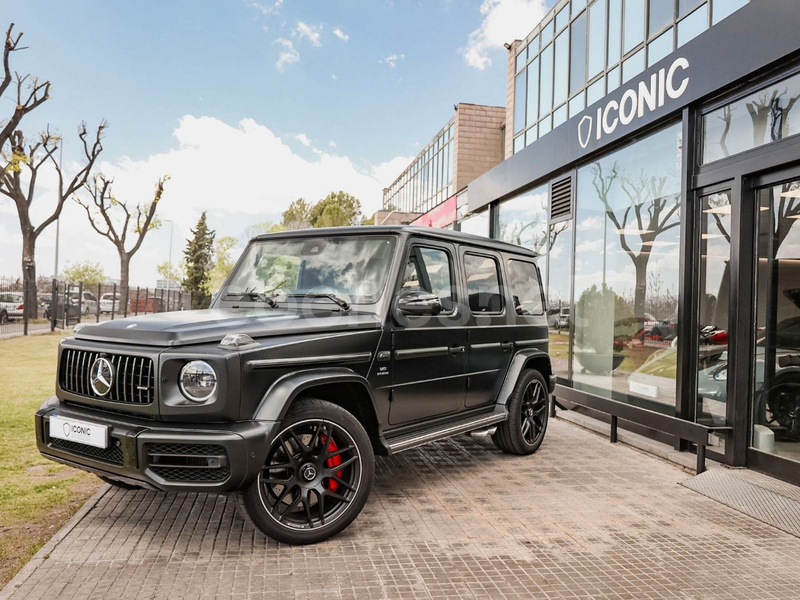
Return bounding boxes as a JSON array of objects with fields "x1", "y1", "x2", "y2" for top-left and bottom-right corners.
[
  {"x1": 300, "y1": 463, "x2": 317, "y2": 482},
  {"x1": 89, "y1": 357, "x2": 114, "y2": 397}
]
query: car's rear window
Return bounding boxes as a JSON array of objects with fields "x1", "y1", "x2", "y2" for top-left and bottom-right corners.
[{"x1": 507, "y1": 259, "x2": 544, "y2": 316}]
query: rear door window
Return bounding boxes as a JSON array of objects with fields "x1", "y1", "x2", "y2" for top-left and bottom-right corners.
[
  {"x1": 464, "y1": 253, "x2": 503, "y2": 314},
  {"x1": 400, "y1": 246, "x2": 456, "y2": 313},
  {"x1": 507, "y1": 259, "x2": 544, "y2": 315}
]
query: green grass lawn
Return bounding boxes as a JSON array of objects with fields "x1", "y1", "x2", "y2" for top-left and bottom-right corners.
[{"x1": 0, "y1": 333, "x2": 101, "y2": 586}]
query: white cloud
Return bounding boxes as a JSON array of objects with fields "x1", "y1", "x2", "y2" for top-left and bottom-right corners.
[
  {"x1": 295, "y1": 21, "x2": 322, "y2": 47},
  {"x1": 380, "y1": 53, "x2": 405, "y2": 69},
  {"x1": 462, "y1": 0, "x2": 548, "y2": 70},
  {"x1": 249, "y1": 0, "x2": 283, "y2": 16},
  {"x1": 333, "y1": 28, "x2": 350, "y2": 42},
  {"x1": 274, "y1": 38, "x2": 300, "y2": 72},
  {"x1": 0, "y1": 116, "x2": 413, "y2": 285},
  {"x1": 294, "y1": 133, "x2": 311, "y2": 147},
  {"x1": 328, "y1": 141, "x2": 337, "y2": 149}
]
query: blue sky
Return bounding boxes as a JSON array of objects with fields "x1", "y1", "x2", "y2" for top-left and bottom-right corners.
[{"x1": 2, "y1": 0, "x2": 553, "y2": 284}]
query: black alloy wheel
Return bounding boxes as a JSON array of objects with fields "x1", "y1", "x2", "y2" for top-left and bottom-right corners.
[
  {"x1": 492, "y1": 369, "x2": 549, "y2": 455},
  {"x1": 237, "y1": 398, "x2": 374, "y2": 545},
  {"x1": 0, "y1": 310, "x2": 7, "y2": 324}
]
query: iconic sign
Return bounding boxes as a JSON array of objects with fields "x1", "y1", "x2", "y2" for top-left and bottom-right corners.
[{"x1": 578, "y1": 57, "x2": 690, "y2": 149}]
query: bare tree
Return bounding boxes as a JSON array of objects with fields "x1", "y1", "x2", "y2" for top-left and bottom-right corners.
[
  {"x1": 76, "y1": 174, "x2": 167, "y2": 314},
  {"x1": 0, "y1": 124, "x2": 105, "y2": 322},
  {"x1": 0, "y1": 24, "x2": 50, "y2": 151},
  {"x1": 591, "y1": 162, "x2": 680, "y2": 318}
]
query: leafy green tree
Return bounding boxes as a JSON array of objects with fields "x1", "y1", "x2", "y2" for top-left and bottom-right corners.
[
  {"x1": 361, "y1": 213, "x2": 376, "y2": 226},
  {"x1": 282, "y1": 198, "x2": 313, "y2": 230},
  {"x1": 183, "y1": 212, "x2": 216, "y2": 309},
  {"x1": 62, "y1": 261, "x2": 105, "y2": 287},
  {"x1": 309, "y1": 191, "x2": 362, "y2": 227},
  {"x1": 156, "y1": 261, "x2": 185, "y2": 282},
  {"x1": 208, "y1": 236, "x2": 239, "y2": 292}
]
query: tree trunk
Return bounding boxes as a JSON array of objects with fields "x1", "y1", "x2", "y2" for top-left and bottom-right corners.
[
  {"x1": 633, "y1": 255, "x2": 650, "y2": 319},
  {"x1": 21, "y1": 228, "x2": 38, "y2": 324},
  {"x1": 119, "y1": 252, "x2": 130, "y2": 317}
]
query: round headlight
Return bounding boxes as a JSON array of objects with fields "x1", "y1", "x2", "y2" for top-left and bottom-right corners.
[{"x1": 179, "y1": 360, "x2": 217, "y2": 402}]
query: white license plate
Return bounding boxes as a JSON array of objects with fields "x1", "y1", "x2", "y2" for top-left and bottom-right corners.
[{"x1": 49, "y1": 415, "x2": 108, "y2": 449}]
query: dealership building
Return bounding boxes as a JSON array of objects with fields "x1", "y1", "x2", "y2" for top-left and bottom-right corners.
[{"x1": 384, "y1": 0, "x2": 800, "y2": 485}]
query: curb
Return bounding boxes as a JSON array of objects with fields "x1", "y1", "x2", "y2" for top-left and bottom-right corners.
[{"x1": 0, "y1": 485, "x2": 110, "y2": 600}]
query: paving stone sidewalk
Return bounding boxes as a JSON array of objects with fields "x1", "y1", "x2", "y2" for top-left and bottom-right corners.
[{"x1": 4, "y1": 419, "x2": 800, "y2": 599}]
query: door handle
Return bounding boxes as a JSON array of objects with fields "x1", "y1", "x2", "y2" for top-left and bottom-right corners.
[
  {"x1": 501, "y1": 341, "x2": 514, "y2": 352},
  {"x1": 449, "y1": 345, "x2": 465, "y2": 355}
]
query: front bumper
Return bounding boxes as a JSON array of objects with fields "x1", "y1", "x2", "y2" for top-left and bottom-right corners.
[{"x1": 36, "y1": 396, "x2": 275, "y2": 493}]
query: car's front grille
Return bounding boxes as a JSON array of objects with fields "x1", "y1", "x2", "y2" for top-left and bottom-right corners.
[
  {"x1": 60, "y1": 349, "x2": 155, "y2": 405},
  {"x1": 48, "y1": 437, "x2": 124, "y2": 465},
  {"x1": 146, "y1": 443, "x2": 230, "y2": 483}
]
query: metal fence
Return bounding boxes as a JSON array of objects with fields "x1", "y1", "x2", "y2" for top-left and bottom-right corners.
[{"x1": 0, "y1": 276, "x2": 192, "y2": 337}]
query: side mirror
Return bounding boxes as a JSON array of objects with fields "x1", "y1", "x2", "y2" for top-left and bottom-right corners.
[{"x1": 396, "y1": 291, "x2": 442, "y2": 316}]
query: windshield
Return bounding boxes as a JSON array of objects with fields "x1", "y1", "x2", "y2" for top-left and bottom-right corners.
[{"x1": 219, "y1": 235, "x2": 395, "y2": 306}]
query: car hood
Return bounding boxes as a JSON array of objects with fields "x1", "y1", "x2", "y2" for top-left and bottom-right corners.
[{"x1": 73, "y1": 308, "x2": 382, "y2": 347}]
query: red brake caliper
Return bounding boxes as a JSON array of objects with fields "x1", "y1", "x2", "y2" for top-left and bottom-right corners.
[{"x1": 320, "y1": 435, "x2": 343, "y2": 492}]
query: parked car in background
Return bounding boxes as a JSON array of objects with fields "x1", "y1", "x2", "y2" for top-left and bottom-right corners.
[
  {"x1": 548, "y1": 307, "x2": 570, "y2": 331},
  {"x1": 129, "y1": 296, "x2": 164, "y2": 313},
  {"x1": 68, "y1": 291, "x2": 99, "y2": 315},
  {"x1": 0, "y1": 292, "x2": 24, "y2": 321},
  {"x1": 100, "y1": 292, "x2": 121, "y2": 314}
]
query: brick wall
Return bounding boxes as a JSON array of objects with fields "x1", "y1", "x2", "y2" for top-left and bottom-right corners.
[{"x1": 453, "y1": 103, "x2": 506, "y2": 193}]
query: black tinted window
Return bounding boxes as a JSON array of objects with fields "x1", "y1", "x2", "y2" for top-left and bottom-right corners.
[
  {"x1": 464, "y1": 254, "x2": 503, "y2": 314},
  {"x1": 400, "y1": 247, "x2": 455, "y2": 312},
  {"x1": 507, "y1": 260, "x2": 544, "y2": 315}
]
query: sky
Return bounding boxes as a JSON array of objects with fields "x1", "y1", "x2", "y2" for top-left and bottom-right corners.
[{"x1": 1, "y1": 0, "x2": 554, "y2": 286}]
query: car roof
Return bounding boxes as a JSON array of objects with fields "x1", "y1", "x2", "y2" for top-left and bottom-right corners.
[{"x1": 251, "y1": 225, "x2": 538, "y2": 258}]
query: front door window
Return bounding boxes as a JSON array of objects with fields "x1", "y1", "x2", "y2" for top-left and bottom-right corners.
[
  {"x1": 752, "y1": 180, "x2": 800, "y2": 463},
  {"x1": 696, "y1": 191, "x2": 732, "y2": 449}
]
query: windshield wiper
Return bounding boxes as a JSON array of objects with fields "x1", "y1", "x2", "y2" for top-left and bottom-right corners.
[
  {"x1": 288, "y1": 293, "x2": 351, "y2": 311},
  {"x1": 224, "y1": 291, "x2": 278, "y2": 308}
]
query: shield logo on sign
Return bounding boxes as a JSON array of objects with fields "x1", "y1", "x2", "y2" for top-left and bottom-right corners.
[{"x1": 578, "y1": 115, "x2": 593, "y2": 149}]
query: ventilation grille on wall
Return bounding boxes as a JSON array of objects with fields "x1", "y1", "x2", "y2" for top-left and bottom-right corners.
[{"x1": 550, "y1": 177, "x2": 572, "y2": 220}]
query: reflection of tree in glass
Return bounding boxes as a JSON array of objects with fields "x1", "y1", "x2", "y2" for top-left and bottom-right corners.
[
  {"x1": 706, "y1": 193, "x2": 731, "y2": 243},
  {"x1": 771, "y1": 181, "x2": 800, "y2": 254},
  {"x1": 497, "y1": 212, "x2": 568, "y2": 256},
  {"x1": 255, "y1": 255, "x2": 300, "y2": 295},
  {"x1": 575, "y1": 284, "x2": 634, "y2": 353},
  {"x1": 591, "y1": 162, "x2": 679, "y2": 319}
]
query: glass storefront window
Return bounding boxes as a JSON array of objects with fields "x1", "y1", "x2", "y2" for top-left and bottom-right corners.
[
  {"x1": 677, "y1": 4, "x2": 707, "y2": 47},
  {"x1": 649, "y1": 0, "x2": 674, "y2": 35},
  {"x1": 548, "y1": 221, "x2": 573, "y2": 380},
  {"x1": 570, "y1": 11, "x2": 587, "y2": 95},
  {"x1": 587, "y1": 0, "x2": 606, "y2": 79},
  {"x1": 607, "y1": 0, "x2": 622, "y2": 66},
  {"x1": 623, "y1": 0, "x2": 645, "y2": 54},
  {"x1": 752, "y1": 180, "x2": 800, "y2": 465},
  {"x1": 702, "y1": 71, "x2": 800, "y2": 165},
  {"x1": 697, "y1": 192, "x2": 731, "y2": 444},
  {"x1": 712, "y1": 0, "x2": 748, "y2": 25},
  {"x1": 554, "y1": 30, "x2": 570, "y2": 107},
  {"x1": 587, "y1": 77, "x2": 605, "y2": 106},
  {"x1": 647, "y1": 27, "x2": 673, "y2": 67},
  {"x1": 526, "y1": 57, "x2": 540, "y2": 129},
  {"x1": 459, "y1": 210, "x2": 490, "y2": 237},
  {"x1": 539, "y1": 43, "x2": 554, "y2": 119},
  {"x1": 569, "y1": 92, "x2": 586, "y2": 118},
  {"x1": 497, "y1": 184, "x2": 550, "y2": 291},
  {"x1": 514, "y1": 72, "x2": 526, "y2": 134},
  {"x1": 622, "y1": 48, "x2": 645, "y2": 83},
  {"x1": 573, "y1": 123, "x2": 682, "y2": 413}
]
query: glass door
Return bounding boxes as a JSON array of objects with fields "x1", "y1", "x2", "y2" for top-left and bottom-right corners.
[
  {"x1": 696, "y1": 191, "x2": 732, "y2": 456},
  {"x1": 751, "y1": 177, "x2": 800, "y2": 470}
]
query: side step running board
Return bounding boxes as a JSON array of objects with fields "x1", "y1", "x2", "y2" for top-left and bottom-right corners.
[{"x1": 385, "y1": 409, "x2": 507, "y2": 454}]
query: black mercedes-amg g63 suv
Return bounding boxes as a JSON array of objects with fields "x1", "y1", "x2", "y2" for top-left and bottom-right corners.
[{"x1": 36, "y1": 226, "x2": 554, "y2": 544}]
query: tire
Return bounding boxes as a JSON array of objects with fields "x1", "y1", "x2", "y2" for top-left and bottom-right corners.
[
  {"x1": 0, "y1": 311, "x2": 7, "y2": 324},
  {"x1": 492, "y1": 369, "x2": 549, "y2": 455},
  {"x1": 236, "y1": 398, "x2": 375, "y2": 545},
  {"x1": 98, "y1": 475, "x2": 143, "y2": 490}
]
